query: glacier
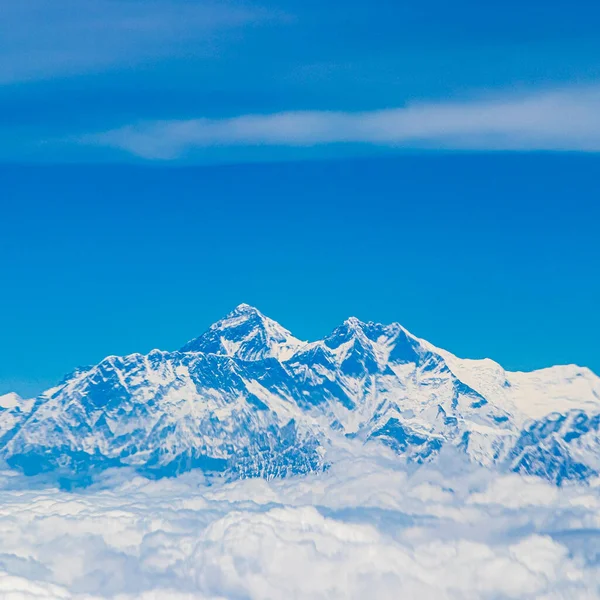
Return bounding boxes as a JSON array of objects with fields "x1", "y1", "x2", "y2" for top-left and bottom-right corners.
[{"x1": 1, "y1": 303, "x2": 599, "y2": 485}]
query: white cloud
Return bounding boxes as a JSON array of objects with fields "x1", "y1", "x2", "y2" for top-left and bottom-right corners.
[
  {"x1": 0, "y1": 454, "x2": 599, "y2": 598},
  {"x1": 84, "y1": 86, "x2": 600, "y2": 159},
  {"x1": 0, "y1": 0, "x2": 273, "y2": 84}
]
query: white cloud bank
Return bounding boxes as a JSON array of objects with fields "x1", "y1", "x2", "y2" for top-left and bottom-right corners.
[
  {"x1": 84, "y1": 86, "x2": 600, "y2": 159},
  {"x1": 0, "y1": 452, "x2": 600, "y2": 599}
]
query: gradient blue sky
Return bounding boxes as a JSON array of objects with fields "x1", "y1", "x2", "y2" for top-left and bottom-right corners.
[{"x1": 1, "y1": 0, "x2": 599, "y2": 395}]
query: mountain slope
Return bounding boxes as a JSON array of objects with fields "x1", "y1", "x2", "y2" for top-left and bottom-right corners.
[{"x1": 1, "y1": 304, "x2": 599, "y2": 484}]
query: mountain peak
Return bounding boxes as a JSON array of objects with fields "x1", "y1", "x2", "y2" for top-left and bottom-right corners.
[
  {"x1": 181, "y1": 304, "x2": 305, "y2": 361},
  {"x1": 227, "y1": 303, "x2": 262, "y2": 318},
  {"x1": 344, "y1": 316, "x2": 365, "y2": 329},
  {"x1": 326, "y1": 316, "x2": 401, "y2": 347}
]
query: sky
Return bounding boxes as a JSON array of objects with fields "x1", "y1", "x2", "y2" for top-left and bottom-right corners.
[{"x1": 1, "y1": 0, "x2": 599, "y2": 395}]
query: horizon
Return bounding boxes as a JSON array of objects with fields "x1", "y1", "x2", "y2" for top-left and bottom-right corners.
[
  {"x1": 3, "y1": 296, "x2": 598, "y2": 401},
  {"x1": 2, "y1": 154, "x2": 599, "y2": 397}
]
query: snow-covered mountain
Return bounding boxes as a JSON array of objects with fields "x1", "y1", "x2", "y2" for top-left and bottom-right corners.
[{"x1": 1, "y1": 304, "x2": 599, "y2": 484}]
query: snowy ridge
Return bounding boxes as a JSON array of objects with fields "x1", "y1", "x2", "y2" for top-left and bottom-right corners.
[{"x1": 1, "y1": 304, "x2": 599, "y2": 484}]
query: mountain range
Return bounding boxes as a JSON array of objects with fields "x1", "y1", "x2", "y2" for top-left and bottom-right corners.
[{"x1": 1, "y1": 303, "x2": 599, "y2": 484}]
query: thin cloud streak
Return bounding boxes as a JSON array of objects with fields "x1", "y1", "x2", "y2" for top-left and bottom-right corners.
[
  {"x1": 84, "y1": 87, "x2": 600, "y2": 159},
  {"x1": 0, "y1": 0, "x2": 273, "y2": 84}
]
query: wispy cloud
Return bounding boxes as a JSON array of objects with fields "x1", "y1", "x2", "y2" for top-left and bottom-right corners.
[
  {"x1": 83, "y1": 86, "x2": 600, "y2": 159},
  {"x1": 0, "y1": 0, "x2": 273, "y2": 84}
]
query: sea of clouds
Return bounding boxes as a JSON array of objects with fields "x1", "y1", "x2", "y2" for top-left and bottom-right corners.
[{"x1": 1, "y1": 448, "x2": 599, "y2": 599}]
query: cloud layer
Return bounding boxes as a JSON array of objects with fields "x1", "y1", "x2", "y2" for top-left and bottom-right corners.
[
  {"x1": 0, "y1": 451, "x2": 599, "y2": 599},
  {"x1": 84, "y1": 87, "x2": 600, "y2": 159}
]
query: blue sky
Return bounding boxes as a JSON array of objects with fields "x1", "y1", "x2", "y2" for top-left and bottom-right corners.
[
  {"x1": 4, "y1": 0, "x2": 600, "y2": 161},
  {"x1": 1, "y1": 0, "x2": 599, "y2": 395}
]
